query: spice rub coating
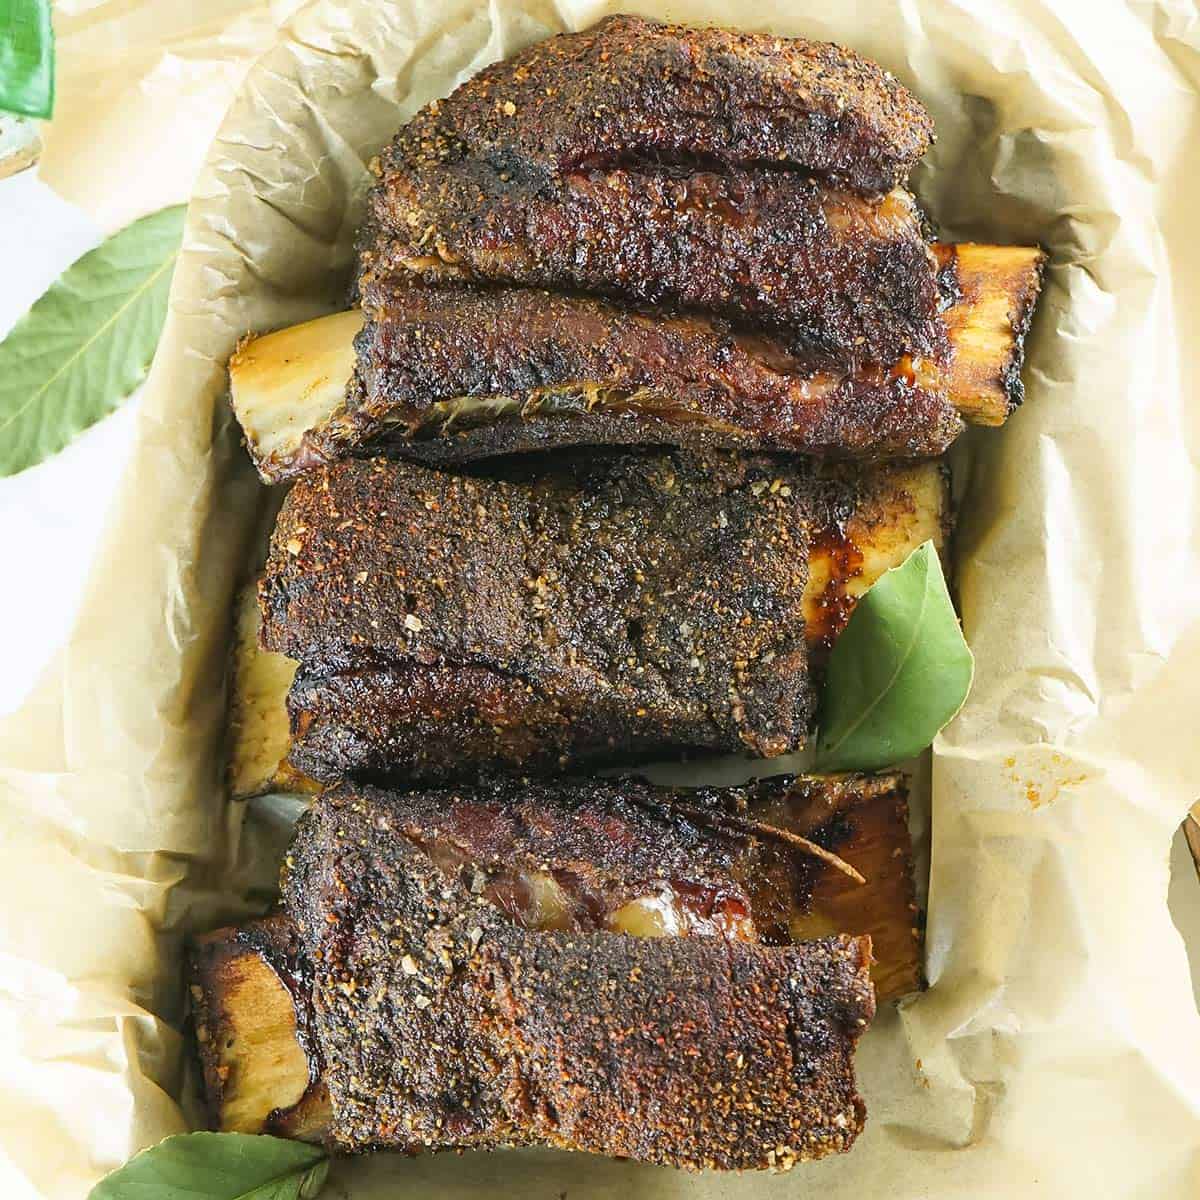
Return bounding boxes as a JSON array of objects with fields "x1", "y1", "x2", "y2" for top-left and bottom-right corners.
[
  {"x1": 283, "y1": 786, "x2": 876, "y2": 1168},
  {"x1": 352, "y1": 773, "x2": 892, "y2": 945},
  {"x1": 188, "y1": 772, "x2": 903, "y2": 1142},
  {"x1": 315, "y1": 272, "x2": 963, "y2": 469},
  {"x1": 388, "y1": 14, "x2": 932, "y2": 196},
  {"x1": 367, "y1": 172, "x2": 943, "y2": 365},
  {"x1": 369, "y1": 14, "x2": 938, "y2": 362},
  {"x1": 259, "y1": 451, "x2": 815, "y2": 784}
]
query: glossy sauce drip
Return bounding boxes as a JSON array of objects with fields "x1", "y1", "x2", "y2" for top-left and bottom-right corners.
[{"x1": 805, "y1": 522, "x2": 866, "y2": 659}]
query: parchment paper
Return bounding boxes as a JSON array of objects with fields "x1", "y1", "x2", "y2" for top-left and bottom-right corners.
[{"x1": 2, "y1": 1, "x2": 1200, "y2": 1197}]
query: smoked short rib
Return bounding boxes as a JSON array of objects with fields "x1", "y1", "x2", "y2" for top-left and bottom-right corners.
[
  {"x1": 231, "y1": 460, "x2": 948, "y2": 799},
  {"x1": 340, "y1": 269, "x2": 962, "y2": 465},
  {"x1": 367, "y1": 172, "x2": 944, "y2": 366},
  {"x1": 275, "y1": 783, "x2": 876, "y2": 1167},
  {"x1": 259, "y1": 451, "x2": 816, "y2": 785},
  {"x1": 230, "y1": 244, "x2": 1043, "y2": 480},
  {"x1": 385, "y1": 14, "x2": 933, "y2": 197},
  {"x1": 190, "y1": 773, "x2": 920, "y2": 1144}
]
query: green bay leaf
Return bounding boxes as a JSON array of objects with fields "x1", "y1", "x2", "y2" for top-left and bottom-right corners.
[
  {"x1": 0, "y1": 204, "x2": 185, "y2": 476},
  {"x1": 0, "y1": 0, "x2": 54, "y2": 118},
  {"x1": 813, "y1": 540, "x2": 973, "y2": 773},
  {"x1": 88, "y1": 1132, "x2": 329, "y2": 1200}
]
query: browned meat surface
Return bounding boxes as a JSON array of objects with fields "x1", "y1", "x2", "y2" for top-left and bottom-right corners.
[
  {"x1": 188, "y1": 773, "x2": 908, "y2": 1142},
  {"x1": 230, "y1": 22, "x2": 1054, "y2": 478},
  {"x1": 298, "y1": 272, "x2": 963, "y2": 470},
  {"x1": 283, "y1": 785, "x2": 876, "y2": 1167},
  {"x1": 232, "y1": 245, "x2": 1044, "y2": 479},
  {"x1": 341, "y1": 773, "x2": 891, "y2": 945},
  {"x1": 368, "y1": 15, "x2": 938, "y2": 362},
  {"x1": 259, "y1": 451, "x2": 815, "y2": 784},
  {"x1": 367, "y1": 174, "x2": 943, "y2": 365},
  {"x1": 388, "y1": 15, "x2": 932, "y2": 196}
]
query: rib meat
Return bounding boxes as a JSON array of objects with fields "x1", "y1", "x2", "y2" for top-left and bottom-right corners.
[
  {"x1": 282, "y1": 784, "x2": 876, "y2": 1167},
  {"x1": 326, "y1": 270, "x2": 963, "y2": 468},
  {"x1": 368, "y1": 15, "x2": 939, "y2": 362},
  {"x1": 228, "y1": 460, "x2": 949, "y2": 799},
  {"x1": 386, "y1": 15, "x2": 932, "y2": 196},
  {"x1": 189, "y1": 773, "x2": 914, "y2": 1142},
  {"x1": 259, "y1": 451, "x2": 815, "y2": 784},
  {"x1": 325, "y1": 773, "x2": 894, "y2": 944},
  {"x1": 230, "y1": 246, "x2": 1042, "y2": 480},
  {"x1": 366, "y1": 177, "x2": 943, "y2": 365}
]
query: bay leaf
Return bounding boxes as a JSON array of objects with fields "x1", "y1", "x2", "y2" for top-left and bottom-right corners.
[
  {"x1": 88, "y1": 1132, "x2": 329, "y2": 1200},
  {"x1": 0, "y1": 204, "x2": 185, "y2": 476},
  {"x1": 0, "y1": 0, "x2": 54, "y2": 118},
  {"x1": 813, "y1": 540, "x2": 973, "y2": 772}
]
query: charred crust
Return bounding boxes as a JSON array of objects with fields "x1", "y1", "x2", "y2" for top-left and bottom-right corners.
[
  {"x1": 282, "y1": 784, "x2": 877, "y2": 1167},
  {"x1": 998, "y1": 246, "x2": 1047, "y2": 413},
  {"x1": 187, "y1": 933, "x2": 236, "y2": 1132},
  {"x1": 260, "y1": 451, "x2": 818, "y2": 784},
  {"x1": 326, "y1": 273, "x2": 963, "y2": 466},
  {"x1": 366, "y1": 171, "x2": 944, "y2": 364},
  {"x1": 388, "y1": 15, "x2": 932, "y2": 194},
  {"x1": 357, "y1": 15, "x2": 939, "y2": 368}
]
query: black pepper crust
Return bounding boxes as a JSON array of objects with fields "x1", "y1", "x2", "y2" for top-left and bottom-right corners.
[
  {"x1": 365, "y1": 14, "x2": 939, "y2": 366},
  {"x1": 259, "y1": 451, "x2": 816, "y2": 784},
  {"x1": 387, "y1": 14, "x2": 932, "y2": 196},
  {"x1": 316, "y1": 272, "x2": 964, "y2": 468},
  {"x1": 366, "y1": 171, "x2": 943, "y2": 366},
  {"x1": 283, "y1": 786, "x2": 876, "y2": 1168},
  {"x1": 332, "y1": 773, "x2": 895, "y2": 944}
]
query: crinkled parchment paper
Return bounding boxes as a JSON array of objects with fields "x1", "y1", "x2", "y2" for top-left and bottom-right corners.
[{"x1": 2, "y1": 1, "x2": 1199, "y2": 1197}]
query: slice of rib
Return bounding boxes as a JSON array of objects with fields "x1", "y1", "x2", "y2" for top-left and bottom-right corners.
[
  {"x1": 226, "y1": 458, "x2": 947, "y2": 799},
  {"x1": 228, "y1": 244, "x2": 1044, "y2": 482},
  {"x1": 366, "y1": 176, "x2": 945, "y2": 365},
  {"x1": 386, "y1": 15, "x2": 935, "y2": 196},
  {"x1": 259, "y1": 451, "x2": 818, "y2": 785},
  {"x1": 189, "y1": 773, "x2": 917, "y2": 1147}
]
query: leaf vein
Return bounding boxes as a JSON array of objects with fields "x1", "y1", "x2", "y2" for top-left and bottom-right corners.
[
  {"x1": 818, "y1": 562, "x2": 933, "y2": 761},
  {"x1": 0, "y1": 240, "x2": 178, "y2": 440}
]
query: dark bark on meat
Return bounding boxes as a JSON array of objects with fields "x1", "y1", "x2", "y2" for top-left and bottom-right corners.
[
  {"x1": 367, "y1": 15, "x2": 938, "y2": 363},
  {"x1": 388, "y1": 15, "x2": 932, "y2": 195},
  {"x1": 336, "y1": 774, "x2": 890, "y2": 944},
  {"x1": 294, "y1": 272, "x2": 963, "y2": 471},
  {"x1": 259, "y1": 451, "x2": 815, "y2": 784},
  {"x1": 366, "y1": 174, "x2": 943, "y2": 365},
  {"x1": 188, "y1": 772, "x2": 904, "y2": 1143},
  {"x1": 283, "y1": 785, "x2": 875, "y2": 1168}
]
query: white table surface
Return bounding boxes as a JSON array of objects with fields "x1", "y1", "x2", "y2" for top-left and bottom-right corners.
[{"x1": 0, "y1": 170, "x2": 142, "y2": 718}]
